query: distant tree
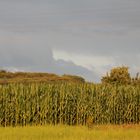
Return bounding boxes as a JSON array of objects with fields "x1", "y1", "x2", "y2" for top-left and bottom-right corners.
[
  {"x1": 0, "y1": 69, "x2": 7, "y2": 73},
  {"x1": 62, "y1": 74, "x2": 85, "y2": 83},
  {"x1": 101, "y1": 66, "x2": 131, "y2": 85}
]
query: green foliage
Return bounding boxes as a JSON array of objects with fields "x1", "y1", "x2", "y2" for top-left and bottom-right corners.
[
  {"x1": 0, "y1": 83, "x2": 139, "y2": 127},
  {"x1": 102, "y1": 66, "x2": 131, "y2": 85}
]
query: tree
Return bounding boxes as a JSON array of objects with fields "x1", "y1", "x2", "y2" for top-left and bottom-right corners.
[
  {"x1": 62, "y1": 74, "x2": 85, "y2": 83},
  {"x1": 101, "y1": 66, "x2": 131, "y2": 85}
]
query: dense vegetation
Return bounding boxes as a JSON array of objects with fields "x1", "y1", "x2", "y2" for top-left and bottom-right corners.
[
  {"x1": 0, "y1": 67, "x2": 140, "y2": 127},
  {"x1": 0, "y1": 83, "x2": 139, "y2": 127},
  {"x1": 102, "y1": 66, "x2": 140, "y2": 85}
]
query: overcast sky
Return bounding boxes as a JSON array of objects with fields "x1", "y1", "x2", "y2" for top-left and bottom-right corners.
[{"x1": 0, "y1": 0, "x2": 140, "y2": 82}]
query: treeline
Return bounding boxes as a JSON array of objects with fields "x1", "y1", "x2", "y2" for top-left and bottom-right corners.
[
  {"x1": 0, "y1": 70, "x2": 85, "y2": 84},
  {"x1": 0, "y1": 66, "x2": 140, "y2": 85}
]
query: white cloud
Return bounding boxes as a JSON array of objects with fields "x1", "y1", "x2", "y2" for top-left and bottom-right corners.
[
  {"x1": 1, "y1": 67, "x2": 25, "y2": 73},
  {"x1": 53, "y1": 49, "x2": 116, "y2": 78},
  {"x1": 53, "y1": 49, "x2": 115, "y2": 69}
]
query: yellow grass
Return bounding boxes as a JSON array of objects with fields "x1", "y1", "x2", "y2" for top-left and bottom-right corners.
[{"x1": 0, "y1": 125, "x2": 140, "y2": 140}]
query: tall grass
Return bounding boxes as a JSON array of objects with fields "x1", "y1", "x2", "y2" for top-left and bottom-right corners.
[{"x1": 0, "y1": 83, "x2": 140, "y2": 126}]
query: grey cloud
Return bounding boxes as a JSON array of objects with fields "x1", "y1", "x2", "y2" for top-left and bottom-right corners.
[
  {"x1": 1, "y1": 0, "x2": 140, "y2": 31},
  {"x1": 0, "y1": 0, "x2": 140, "y2": 81},
  {"x1": 54, "y1": 59, "x2": 97, "y2": 81},
  {"x1": 0, "y1": 32, "x2": 96, "y2": 81},
  {"x1": 50, "y1": 29, "x2": 140, "y2": 57}
]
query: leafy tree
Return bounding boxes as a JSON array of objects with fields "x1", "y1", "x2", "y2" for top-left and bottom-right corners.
[{"x1": 101, "y1": 66, "x2": 131, "y2": 85}]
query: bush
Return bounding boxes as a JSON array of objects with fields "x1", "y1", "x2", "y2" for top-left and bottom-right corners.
[{"x1": 101, "y1": 66, "x2": 131, "y2": 85}]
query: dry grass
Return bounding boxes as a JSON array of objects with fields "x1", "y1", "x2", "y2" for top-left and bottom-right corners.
[{"x1": 0, "y1": 125, "x2": 140, "y2": 140}]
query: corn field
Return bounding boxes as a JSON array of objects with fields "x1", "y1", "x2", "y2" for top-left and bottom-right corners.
[{"x1": 0, "y1": 83, "x2": 140, "y2": 126}]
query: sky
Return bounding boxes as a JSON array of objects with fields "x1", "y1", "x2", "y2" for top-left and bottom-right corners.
[{"x1": 0, "y1": 0, "x2": 140, "y2": 82}]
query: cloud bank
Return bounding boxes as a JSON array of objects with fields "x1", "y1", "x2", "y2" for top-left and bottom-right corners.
[{"x1": 0, "y1": 0, "x2": 140, "y2": 81}]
